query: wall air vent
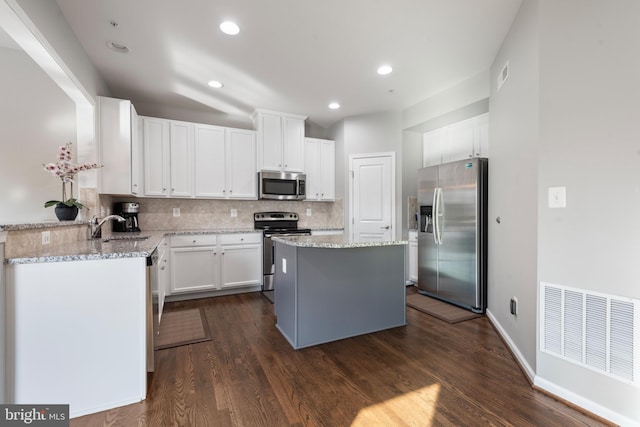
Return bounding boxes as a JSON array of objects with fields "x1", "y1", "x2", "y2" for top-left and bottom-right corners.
[{"x1": 540, "y1": 282, "x2": 639, "y2": 385}]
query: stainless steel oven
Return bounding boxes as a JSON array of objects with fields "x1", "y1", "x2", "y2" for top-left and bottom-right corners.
[{"x1": 254, "y1": 212, "x2": 311, "y2": 302}]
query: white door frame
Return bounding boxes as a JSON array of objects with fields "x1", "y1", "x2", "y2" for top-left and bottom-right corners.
[{"x1": 348, "y1": 152, "x2": 396, "y2": 241}]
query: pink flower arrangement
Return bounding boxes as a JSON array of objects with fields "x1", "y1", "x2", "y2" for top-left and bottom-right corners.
[{"x1": 42, "y1": 142, "x2": 102, "y2": 209}]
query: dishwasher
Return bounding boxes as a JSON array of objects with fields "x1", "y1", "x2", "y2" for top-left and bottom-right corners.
[{"x1": 146, "y1": 248, "x2": 159, "y2": 372}]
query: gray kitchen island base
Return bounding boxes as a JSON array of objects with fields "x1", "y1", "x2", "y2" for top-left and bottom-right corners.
[{"x1": 274, "y1": 238, "x2": 406, "y2": 349}]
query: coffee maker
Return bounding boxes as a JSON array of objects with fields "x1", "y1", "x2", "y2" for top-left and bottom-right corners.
[{"x1": 113, "y1": 202, "x2": 140, "y2": 232}]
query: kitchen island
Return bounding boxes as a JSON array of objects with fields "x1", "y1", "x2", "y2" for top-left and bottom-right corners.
[{"x1": 272, "y1": 235, "x2": 407, "y2": 349}]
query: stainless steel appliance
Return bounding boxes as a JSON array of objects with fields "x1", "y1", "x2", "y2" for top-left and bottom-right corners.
[
  {"x1": 146, "y1": 248, "x2": 158, "y2": 372},
  {"x1": 254, "y1": 212, "x2": 311, "y2": 302},
  {"x1": 417, "y1": 158, "x2": 488, "y2": 313},
  {"x1": 113, "y1": 202, "x2": 140, "y2": 232},
  {"x1": 259, "y1": 171, "x2": 306, "y2": 200}
]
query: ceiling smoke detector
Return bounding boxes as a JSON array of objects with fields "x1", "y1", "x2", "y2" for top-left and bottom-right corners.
[{"x1": 106, "y1": 40, "x2": 129, "y2": 53}]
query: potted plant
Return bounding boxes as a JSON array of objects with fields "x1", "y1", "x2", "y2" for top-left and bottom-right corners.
[{"x1": 43, "y1": 142, "x2": 102, "y2": 221}]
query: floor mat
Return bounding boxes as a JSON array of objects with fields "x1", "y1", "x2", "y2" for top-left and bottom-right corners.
[
  {"x1": 155, "y1": 307, "x2": 211, "y2": 350},
  {"x1": 406, "y1": 293, "x2": 482, "y2": 323}
]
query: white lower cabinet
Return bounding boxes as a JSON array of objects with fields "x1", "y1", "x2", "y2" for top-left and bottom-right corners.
[
  {"x1": 169, "y1": 233, "x2": 262, "y2": 295},
  {"x1": 157, "y1": 238, "x2": 169, "y2": 323},
  {"x1": 409, "y1": 230, "x2": 418, "y2": 283},
  {"x1": 221, "y1": 245, "x2": 262, "y2": 289}
]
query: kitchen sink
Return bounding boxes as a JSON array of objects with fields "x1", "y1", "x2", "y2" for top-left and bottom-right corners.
[
  {"x1": 90, "y1": 235, "x2": 151, "y2": 242},
  {"x1": 109, "y1": 235, "x2": 150, "y2": 241}
]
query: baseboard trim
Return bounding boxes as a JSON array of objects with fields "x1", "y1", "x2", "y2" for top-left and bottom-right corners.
[
  {"x1": 485, "y1": 309, "x2": 535, "y2": 384},
  {"x1": 533, "y1": 377, "x2": 634, "y2": 426},
  {"x1": 486, "y1": 309, "x2": 635, "y2": 426}
]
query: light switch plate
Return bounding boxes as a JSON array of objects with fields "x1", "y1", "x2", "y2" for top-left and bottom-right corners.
[
  {"x1": 282, "y1": 258, "x2": 287, "y2": 274},
  {"x1": 548, "y1": 186, "x2": 566, "y2": 208},
  {"x1": 173, "y1": 208, "x2": 180, "y2": 217},
  {"x1": 41, "y1": 231, "x2": 51, "y2": 245},
  {"x1": 306, "y1": 208, "x2": 312, "y2": 216},
  {"x1": 230, "y1": 209, "x2": 237, "y2": 217}
]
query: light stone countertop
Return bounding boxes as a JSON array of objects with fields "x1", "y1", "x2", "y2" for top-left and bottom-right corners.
[
  {"x1": 272, "y1": 234, "x2": 408, "y2": 249},
  {"x1": 5, "y1": 229, "x2": 261, "y2": 264}
]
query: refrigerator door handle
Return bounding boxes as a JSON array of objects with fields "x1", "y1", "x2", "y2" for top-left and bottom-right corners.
[
  {"x1": 431, "y1": 188, "x2": 438, "y2": 243},
  {"x1": 435, "y1": 187, "x2": 444, "y2": 245}
]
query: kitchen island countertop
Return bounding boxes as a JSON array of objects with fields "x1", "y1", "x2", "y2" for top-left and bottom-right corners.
[{"x1": 272, "y1": 234, "x2": 407, "y2": 249}]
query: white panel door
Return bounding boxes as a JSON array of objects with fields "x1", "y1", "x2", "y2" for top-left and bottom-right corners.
[
  {"x1": 351, "y1": 154, "x2": 394, "y2": 242},
  {"x1": 194, "y1": 124, "x2": 226, "y2": 198}
]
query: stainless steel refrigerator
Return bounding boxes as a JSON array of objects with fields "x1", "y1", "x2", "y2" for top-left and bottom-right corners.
[{"x1": 417, "y1": 158, "x2": 488, "y2": 313}]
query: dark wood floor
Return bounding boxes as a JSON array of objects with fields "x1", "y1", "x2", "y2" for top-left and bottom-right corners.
[{"x1": 72, "y1": 288, "x2": 608, "y2": 426}]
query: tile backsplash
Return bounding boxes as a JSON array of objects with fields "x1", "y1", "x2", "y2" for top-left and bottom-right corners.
[{"x1": 107, "y1": 196, "x2": 344, "y2": 231}]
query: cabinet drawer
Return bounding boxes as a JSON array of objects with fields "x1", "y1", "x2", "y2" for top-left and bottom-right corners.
[
  {"x1": 171, "y1": 234, "x2": 219, "y2": 247},
  {"x1": 220, "y1": 233, "x2": 261, "y2": 245}
]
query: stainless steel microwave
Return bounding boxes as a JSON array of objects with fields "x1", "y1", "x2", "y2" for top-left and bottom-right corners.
[{"x1": 258, "y1": 171, "x2": 306, "y2": 200}]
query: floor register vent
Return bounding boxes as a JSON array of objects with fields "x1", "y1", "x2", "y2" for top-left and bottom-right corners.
[{"x1": 540, "y1": 282, "x2": 639, "y2": 385}]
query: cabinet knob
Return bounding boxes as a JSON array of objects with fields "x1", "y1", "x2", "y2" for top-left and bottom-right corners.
[
  {"x1": 229, "y1": 190, "x2": 233, "y2": 194},
  {"x1": 223, "y1": 190, "x2": 226, "y2": 194},
  {"x1": 162, "y1": 187, "x2": 167, "y2": 192},
  {"x1": 172, "y1": 188, "x2": 175, "y2": 191},
  {"x1": 161, "y1": 266, "x2": 165, "y2": 271},
  {"x1": 192, "y1": 240, "x2": 196, "y2": 243},
  {"x1": 133, "y1": 184, "x2": 138, "y2": 187},
  {"x1": 240, "y1": 238, "x2": 244, "y2": 241}
]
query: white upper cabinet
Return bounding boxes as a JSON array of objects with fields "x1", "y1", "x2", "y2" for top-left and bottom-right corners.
[
  {"x1": 474, "y1": 113, "x2": 489, "y2": 158},
  {"x1": 304, "y1": 137, "x2": 335, "y2": 201},
  {"x1": 423, "y1": 113, "x2": 489, "y2": 167},
  {"x1": 422, "y1": 127, "x2": 445, "y2": 167},
  {"x1": 226, "y1": 128, "x2": 257, "y2": 199},
  {"x1": 443, "y1": 117, "x2": 475, "y2": 164},
  {"x1": 194, "y1": 124, "x2": 226, "y2": 198},
  {"x1": 253, "y1": 109, "x2": 306, "y2": 172},
  {"x1": 142, "y1": 117, "x2": 170, "y2": 197},
  {"x1": 193, "y1": 125, "x2": 257, "y2": 199},
  {"x1": 169, "y1": 121, "x2": 194, "y2": 197},
  {"x1": 98, "y1": 96, "x2": 141, "y2": 195}
]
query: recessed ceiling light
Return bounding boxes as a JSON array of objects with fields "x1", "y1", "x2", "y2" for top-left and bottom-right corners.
[
  {"x1": 106, "y1": 40, "x2": 129, "y2": 53},
  {"x1": 328, "y1": 102, "x2": 340, "y2": 110},
  {"x1": 377, "y1": 65, "x2": 393, "y2": 75},
  {"x1": 208, "y1": 80, "x2": 224, "y2": 88},
  {"x1": 220, "y1": 21, "x2": 240, "y2": 35}
]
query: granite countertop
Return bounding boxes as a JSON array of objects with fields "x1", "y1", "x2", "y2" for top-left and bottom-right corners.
[
  {"x1": 272, "y1": 234, "x2": 408, "y2": 249},
  {"x1": 5, "y1": 228, "x2": 261, "y2": 265}
]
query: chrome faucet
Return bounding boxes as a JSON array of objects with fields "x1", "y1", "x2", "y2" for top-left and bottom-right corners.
[{"x1": 91, "y1": 215, "x2": 126, "y2": 239}]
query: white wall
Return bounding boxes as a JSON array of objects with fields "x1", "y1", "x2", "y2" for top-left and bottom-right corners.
[
  {"x1": 0, "y1": 47, "x2": 76, "y2": 223},
  {"x1": 486, "y1": 0, "x2": 539, "y2": 377},
  {"x1": 535, "y1": 0, "x2": 640, "y2": 423},
  {"x1": 402, "y1": 71, "x2": 490, "y2": 130},
  {"x1": 330, "y1": 111, "x2": 403, "y2": 238},
  {"x1": 14, "y1": 0, "x2": 109, "y2": 98}
]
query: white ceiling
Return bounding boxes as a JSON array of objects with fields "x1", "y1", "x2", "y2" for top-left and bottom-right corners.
[{"x1": 55, "y1": 0, "x2": 522, "y2": 128}]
